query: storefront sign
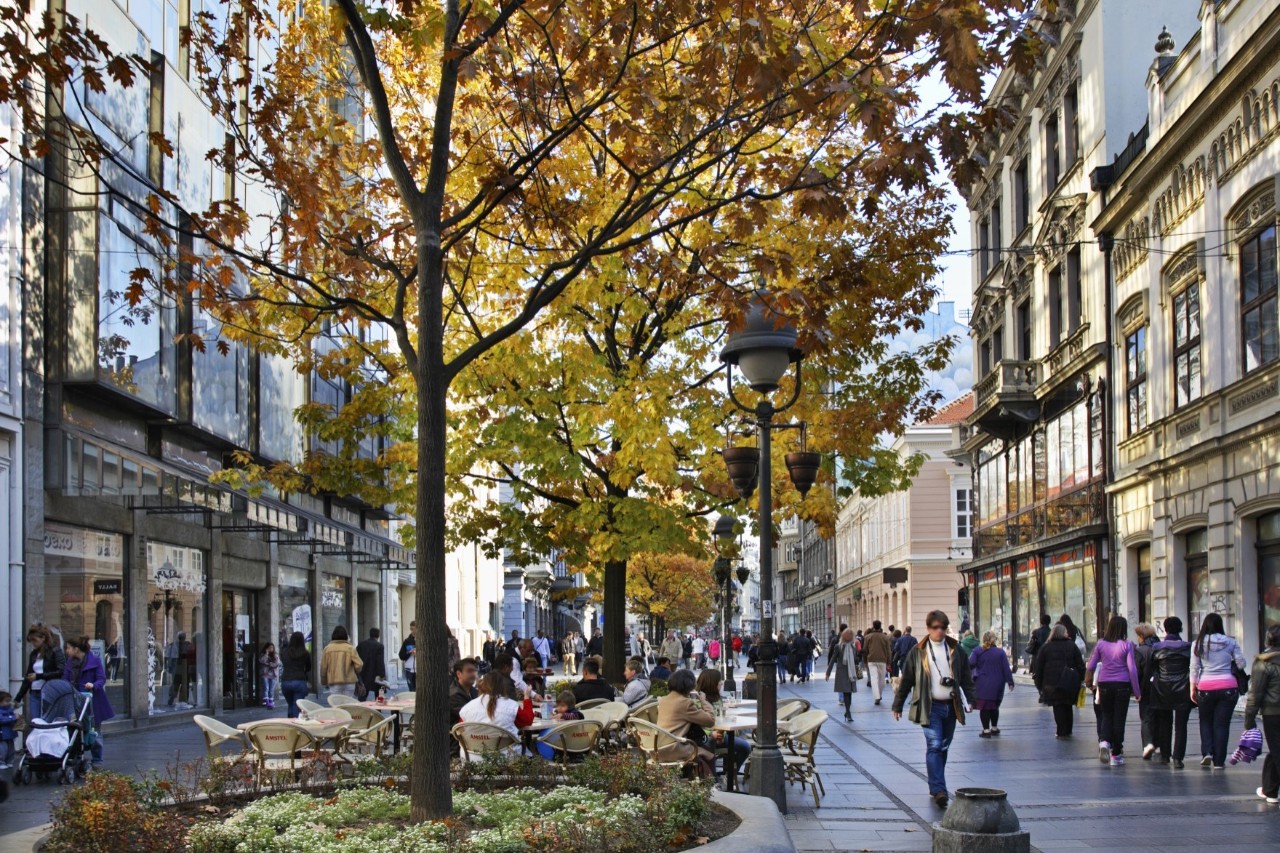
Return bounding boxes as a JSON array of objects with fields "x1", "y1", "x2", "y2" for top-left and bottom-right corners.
[
  {"x1": 93, "y1": 579, "x2": 123, "y2": 596},
  {"x1": 44, "y1": 523, "x2": 122, "y2": 563}
]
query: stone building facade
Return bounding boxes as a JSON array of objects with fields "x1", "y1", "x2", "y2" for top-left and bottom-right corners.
[
  {"x1": 1093, "y1": 0, "x2": 1280, "y2": 657},
  {"x1": 958, "y1": 0, "x2": 1201, "y2": 661}
]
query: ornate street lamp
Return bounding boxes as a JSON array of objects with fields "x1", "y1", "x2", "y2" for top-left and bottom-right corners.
[
  {"x1": 719, "y1": 292, "x2": 809, "y2": 814},
  {"x1": 713, "y1": 514, "x2": 740, "y2": 693}
]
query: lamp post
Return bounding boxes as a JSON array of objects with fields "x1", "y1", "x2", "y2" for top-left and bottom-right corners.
[
  {"x1": 719, "y1": 293, "x2": 815, "y2": 814},
  {"x1": 713, "y1": 514, "x2": 737, "y2": 692}
]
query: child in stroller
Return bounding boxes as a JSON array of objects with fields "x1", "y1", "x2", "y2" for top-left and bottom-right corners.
[{"x1": 11, "y1": 678, "x2": 93, "y2": 786}]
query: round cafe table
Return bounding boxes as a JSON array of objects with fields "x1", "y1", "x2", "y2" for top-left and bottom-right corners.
[
  {"x1": 711, "y1": 715, "x2": 758, "y2": 793},
  {"x1": 356, "y1": 698, "x2": 416, "y2": 754}
]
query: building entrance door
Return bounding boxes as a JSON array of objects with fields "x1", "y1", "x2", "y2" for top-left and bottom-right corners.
[{"x1": 222, "y1": 590, "x2": 258, "y2": 709}]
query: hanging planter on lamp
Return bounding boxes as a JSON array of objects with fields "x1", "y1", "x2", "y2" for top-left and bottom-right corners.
[
  {"x1": 784, "y1": 424, "x2": 820, "y2": 496},
  {"x1": 722, "y1": 446, "x2": 760, "y2": 498}
]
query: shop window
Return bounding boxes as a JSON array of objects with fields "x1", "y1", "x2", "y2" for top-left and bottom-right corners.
[
  {"x1": 1240, "y1": 224, "x2": 1278, "y2": 373},
  {"x1": 148, "y1": 542, "x2": 207, "y2": 715},
  {"x1": 1015, "y1": 559, "x2": 1040, "y2": 661},
  {"x1": 1185, "y1": 528, "x2": 1210, "y2": 638},
  {"x1": 1173, "y1": 282, "x2": 1202, "y2": 407},
  {"x1": 42, "y1": 524, "x2": 128, "y2": 716},
  {"x1": 1125, "y1": 325, "x2": 1148, "y2": 435},
  {"x1": 321, "y1": 574, "x2": 349, "y2": 644},
  {"x1": 1044, "y1": 544, "x2": 1098, "y2": 645}
]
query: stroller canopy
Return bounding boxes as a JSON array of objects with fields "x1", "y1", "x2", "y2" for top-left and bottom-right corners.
[{"x1": 39, "y1": 679, "x2": 86, "y2": 723}]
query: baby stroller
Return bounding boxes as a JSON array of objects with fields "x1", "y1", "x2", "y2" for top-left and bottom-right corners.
[{"x1": 12, "y1": 679, "x2": 93, "y2": 786}]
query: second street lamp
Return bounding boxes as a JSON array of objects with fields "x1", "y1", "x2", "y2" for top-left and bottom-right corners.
[
  {"x1": 713, "y1": 514, "x2": 738, "y2": 692},
  {"x1": 719, "y1": 292, "x2": 808, "y2": 814}
]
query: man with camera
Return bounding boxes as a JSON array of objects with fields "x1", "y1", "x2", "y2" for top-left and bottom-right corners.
[{"x1": 891, "y1": 610, "x2": 977, "y2": 809}]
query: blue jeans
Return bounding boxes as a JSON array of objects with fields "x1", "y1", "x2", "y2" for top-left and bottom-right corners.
[
  {"x1": 923, "y1": 700, "x2": 957, "y2": 796},
  {"x1": 1197, "y1": 687, "x2": 1238, "y2": 767},
  {"x1": 281, "y1": 679, "x2": 309, "y2": 718}
]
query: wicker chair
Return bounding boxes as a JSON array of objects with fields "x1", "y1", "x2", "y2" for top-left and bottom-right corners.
[
  {"x1": 340, "y1": 705, "x2": 394, "y2": 758},
  {"x1": 575, "y1": 697, "x2": 609, "y2": 710},
  {"x1": 627, "y1": 718, "x2": 700, "y2": 771},
  {"x1": 296, "y1": 699, "x2": 326, "y2": 715},
  {"x1": 629, "y1": 700, "x2": 659, "y2": 724},
  {"x1": 327, "y1": 693, "x2": 358, "y2": 707},
  {"x1": 781, "y1": 709, "x2": 828, "y2": 807},
  {"x1": 193, "y1": 715, "x2": 251, "y2": 767},
  {"x1": 245, "y1": 722, "x2": 317, "y2": 783},
  {"x1": 451, "y1": 721, "x2": 518, "y2": 763},
  {"x1": 537, "y1": 720, "x2": 604, "y2": 765}
]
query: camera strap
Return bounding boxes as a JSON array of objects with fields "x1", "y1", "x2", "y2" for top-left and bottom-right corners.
[{"x1": 927, "y1": 639, "x2": 952, "y2": 682}]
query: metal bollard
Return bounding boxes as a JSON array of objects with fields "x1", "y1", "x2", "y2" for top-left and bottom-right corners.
[{"x1": 932, "y1": 788, "x2": 1030, "y2": 853}]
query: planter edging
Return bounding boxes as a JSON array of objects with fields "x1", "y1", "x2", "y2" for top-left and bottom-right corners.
[{"x1": 703, "y1": 789, "x2": 794, "y2": 853}]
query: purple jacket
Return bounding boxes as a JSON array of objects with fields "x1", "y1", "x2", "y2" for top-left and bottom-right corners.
[
  {"x1": 64, "y1": 651, "x2": 115, "y2": 725},
  {"x1": 968, "y1": 646, "x2": 1014, "y2": 703},
  {"x1": 1086, "y1": 639, "x2": 1142, "y2": 698}
]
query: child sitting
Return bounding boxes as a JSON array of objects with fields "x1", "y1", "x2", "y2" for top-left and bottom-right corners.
[
  {"x1": 552, "y1": 691, "x2": 584, "y2": 721},
  {"x1": 0, "y1": 691, "x2": 19, "y2": 767}
]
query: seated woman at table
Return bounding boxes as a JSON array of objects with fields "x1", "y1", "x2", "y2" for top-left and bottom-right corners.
[
  {"x1": 656, "y1": 669, "x2": 716, "y2": 778},
  {"x1": 695, "y1": 669, "x2": 752, "y2": 782},
  {"x1": 521, "y1": 657, "x2": 546, "y2": 697},
  {"x1": 457, "y1": 671, "x2": 533, "y2": 761}
]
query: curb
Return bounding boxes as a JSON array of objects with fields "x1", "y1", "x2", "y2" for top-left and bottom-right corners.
[
  {"x1": 0, "y1": 825, "x2": 50, "y2": 853},
  {"x1": 704, "y1": 789, "x2": 795, "y2": 852}
]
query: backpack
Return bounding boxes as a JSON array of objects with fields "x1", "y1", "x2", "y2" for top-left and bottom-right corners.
[{"x1": 1152, "y1": 645, "x2": 1192, "y2": 707}]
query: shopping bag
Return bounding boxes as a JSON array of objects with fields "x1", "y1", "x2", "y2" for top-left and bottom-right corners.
[{"x1": 1076, "y1": 686, "x2": 1087, "y2": 708}]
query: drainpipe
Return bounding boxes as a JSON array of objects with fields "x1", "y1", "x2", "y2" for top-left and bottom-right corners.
[{"x1": 1097, "y1": 231, "x2": 1118, "y2": 622}]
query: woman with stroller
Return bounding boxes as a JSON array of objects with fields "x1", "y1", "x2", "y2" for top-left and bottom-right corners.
[
  {"x1": 63, "y1": 637, "x2": 113, "y2": 763},
  {"x1": 14, "y1": 625, "x2": 65, "y2": 718}
]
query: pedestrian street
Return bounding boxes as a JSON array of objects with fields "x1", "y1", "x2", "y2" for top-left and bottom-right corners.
[{"x1": 776, "y1": 673, "x2": 1278, "y2": 852}]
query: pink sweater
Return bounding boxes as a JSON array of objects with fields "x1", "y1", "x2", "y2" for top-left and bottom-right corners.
[{"x1": 1086, "y1": 640, "x2": 1142, "y2": 698}]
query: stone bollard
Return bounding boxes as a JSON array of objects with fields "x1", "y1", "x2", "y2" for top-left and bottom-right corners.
[{"x1": 932, "y1": 788, "x2": 1030, "y2": 853}]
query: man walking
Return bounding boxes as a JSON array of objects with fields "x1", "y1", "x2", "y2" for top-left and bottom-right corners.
[
  {"x1": 891, "y1": 611, "x2": 976, "y2": 809},
  {"x1": 863, "y1": 621, "x2": 893, "y2": 705},
  {"x1": 1149, "y1": 616, "x2": 1193, "y2": 767},
  {"x1": 398, "y1": 621, "x2": 417, "y2": 691},
  {"x1": 561, "y1": 632, "x2": 578, "y2": 676},
  {"x1": 356, "y1": 628, "x2": 387, "y2": 700},
  {"x1": 691, "y1": 634, "x2": 706, "y2": 669},
  {"x1": 660, "y1": 630, "x2": 683, "y2": 669},
  {"x1": 573, "y1": 631, "x2": 586, "y2": 670},
  {"x1": 586, "y1": 629, "x2": 603, "y2": 659},
  {"x1": 893, "y1": 627, "x2": 915, "y2": 678},
  {"x1": 533, "y1": 629, "x2": 552, "y2": 669}
]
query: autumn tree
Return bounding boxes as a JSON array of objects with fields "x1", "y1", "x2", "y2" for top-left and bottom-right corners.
[
  {"x1": 3, "y1": 0, "x2": 1047, "y2": 822},
  {"x1": 627, "y1": 552, "x2": 718, "y2": 637}
]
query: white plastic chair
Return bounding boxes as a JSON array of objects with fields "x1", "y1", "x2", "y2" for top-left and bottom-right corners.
[
  {"x1": 537, "y1": 720, "x2": 603, "y2": 765},
  {"x1": 451, "y1": 722, "x2": 518, "y2": 763},
  {"x1": 296, "y1": 699, "x2": 325, "y2": 715},
  {"x1": 327, "y1": 693, "x2": 358, "y2": 707},
  {"x1": 193, "y1": 715, "x2": 250, "y2": 767}
]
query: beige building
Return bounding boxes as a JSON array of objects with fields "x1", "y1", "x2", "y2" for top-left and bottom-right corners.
[
  {"x1": 1093, "y1": 0, "x2": 1280, "y2": 657},
  {"x1": 835, "y1": 396, "x2": 973, "y2": 634}
]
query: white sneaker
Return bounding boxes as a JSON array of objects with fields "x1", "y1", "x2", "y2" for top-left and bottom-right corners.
[
  {"x1": 1256, "y1": 787, "x2": 1279, "y2": 804},
  {"x1": 1110, "y1": 754, "x2": 1125, "y2": 766},
  {"x1": 1142, "y1": 744, "x2": 1155, "y2": 759},
  {"x1": 1099, "y1": 741, "x2": 1110, "y2": 763}
]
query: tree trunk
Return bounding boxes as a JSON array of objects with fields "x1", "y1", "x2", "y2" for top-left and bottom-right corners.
[
  {"x1": 603, "y1": 558, "x2": 627, "y2": 684},
  {"x1": 410, "y1": 235, "x2": 451, "y2": 821}
]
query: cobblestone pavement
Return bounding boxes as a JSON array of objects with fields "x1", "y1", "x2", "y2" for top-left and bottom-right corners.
[{"x1": 773, "y1": 670, "x2": 1279, "y2": 852}]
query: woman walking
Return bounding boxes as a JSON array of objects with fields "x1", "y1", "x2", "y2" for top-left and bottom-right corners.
[
  {"x1": 14, "y1": 624, "x2": 66, "y2": 718},
  {"x1": 63, "y1": 636, "x2": 113, "y2": 763},
  {"x1": 1085, "y1": 616, "x2": 1142, "y2": 765},
  {"x1": 280, "y1": 631, "x2": 311, "y2": 718},
  {"x1": 1244, "y1": 624, "x2": 1280, "y2": 804},
  {"x1": 1191, "y1": 612, "x2": 1247, "y2": 768},
  {"x1": 833, "y1": 628, "x2": 859, "y2": 721},
  {"x1": 969, "y1": 631, "x2": 1014, "y2": 737},
  {"x1": 258, "y1": 642, "x2": 282, "y2": 709},
  {"x1": 1031, "y1": 624, "x2": 1086, "y2": 737}
]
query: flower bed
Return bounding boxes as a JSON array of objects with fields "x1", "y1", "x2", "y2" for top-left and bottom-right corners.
[{"x1": 43, "y1": 753, "x2": 736, "y2": 853}]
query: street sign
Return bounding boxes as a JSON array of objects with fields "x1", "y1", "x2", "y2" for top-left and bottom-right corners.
[{"x1": 762, "y1": 600, "x2": 773, "y2": 618}]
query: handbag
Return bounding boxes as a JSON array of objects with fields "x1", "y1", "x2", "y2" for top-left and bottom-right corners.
[{"x1": 1232, "y1": 661, "x2": 1250, "y2": 694}]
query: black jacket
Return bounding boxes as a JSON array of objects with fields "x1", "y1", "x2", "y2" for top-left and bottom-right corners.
[
  {"x1": 586, "y1": 635, "x2": 603, "y2": 657},
  {"x1": 398, "y1": 634, "x2": 417, "y2": 662},
  {"x1": 15, "y1": 644, "x2": 68, "y2": 705},
  {"x1": 449, "y1": 680, "x2": 478, "y2": 724},
  {"x1": 1025, "y1": 625, "x2": 1051, "y2": 661},
  {"x1": 281, "y1": 647, "x2": 312, "y2": 682},
  {"x1": 1134, "y1": 637, "x2": 1157, "y2": 697},
  {"x1": 572, "y1": 678, "x2": 616, "y2": 704},
  {"x1": 1031, "y1": 637, "x2": 1085, "y2": 705},
  {"x1": 1244, "y1": 648, "x2": 1280, "y2": 729},
  {"x1": 356, "y1": 639, "x2": 386, "y2": 692}
]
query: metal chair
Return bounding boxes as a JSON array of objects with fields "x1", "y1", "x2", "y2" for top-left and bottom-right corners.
[
  {"x1": 776, "y1": 698, "x2": 809, "y2": 722},
  {"x1": 327, "y1": 693, "x2": 358, "y2": 707},
  {"x1": 627, "y1": 718, "x2": 700, "y2": 770},
  {"x1": 301, "y1": 706, "x2": 352, "y2": 723},
  {"x1": 296, "y1": 699, "x2": 326, "y2": 715},
  {"x1": 245, "y1": 722, "x2": 317, "y2": 783},
  {"x1": 451, "y1": 721, "x2": 518, "y2": 763},
  {"x1": 575, "y1": 697, "x2": 609, "y2": 710},
  {"x1": 781, "y1": 709, "x2": 828, "y2": 807},
  {"x1": 193, "y1": 715, "x2": 251, "y2": 767},
  {"x1": 340, "y1": 704, "x2": 394, "y2": 758},
  {"x1": 629, "y1": 700, "x2": 659, "y2": 723},
  {"x1": 537, "y1": 720, "x2": 604, "y2": 765}
]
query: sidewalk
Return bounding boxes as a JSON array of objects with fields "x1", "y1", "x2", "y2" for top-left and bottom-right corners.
[
  {"x1": 776, "y1": 673, "x2": 1279, "y2": 852},
  {"x1": 0, "y1": 702, "x2": 277, "y2": 848}
]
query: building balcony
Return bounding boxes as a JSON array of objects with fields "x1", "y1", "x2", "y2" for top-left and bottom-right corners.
[{"x1": 970, "y1": 360, "x2": 1040, "y2": 437}]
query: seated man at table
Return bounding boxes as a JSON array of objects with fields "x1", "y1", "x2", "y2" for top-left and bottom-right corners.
[
  {"x1": 649, "y1": 657, "x2": 673, "y2": 681},
  {"x1": 572, "y1": 658, "x2": 616, "y2": 704},
  {"x1": 620, "y1": 658, "x2": 651, "y2": 708},
  {"x1": 521, "y1": 657, "x2": 546, "y2": 698},
  {"x1": 449, "y1": 658, "x2": 479, "y2": 725},
  {"x1": 494, "y1": 652, "x2": 534, "y2": 700}
]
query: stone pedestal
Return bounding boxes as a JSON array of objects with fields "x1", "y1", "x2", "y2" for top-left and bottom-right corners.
[{"x1": 932, "y1": 788, "x2": 1030, "y2": 853}]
